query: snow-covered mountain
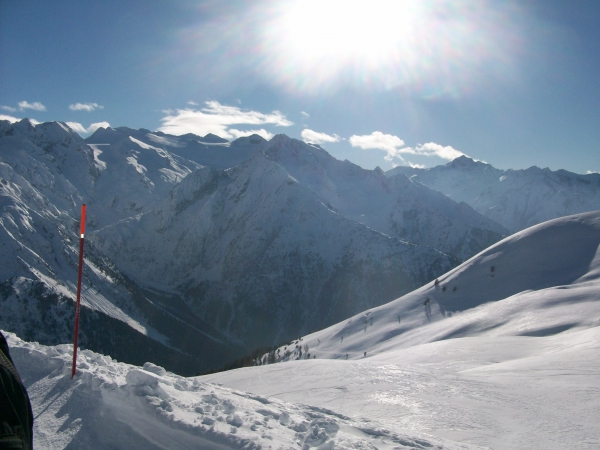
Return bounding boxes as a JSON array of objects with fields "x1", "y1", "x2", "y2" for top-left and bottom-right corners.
[
  {"x1": 0, "y1": 119, "x2": 244, "y2": 374},
  {"x1": 7, "y1": 211, "x2": 600, "y2": 449},
  {"x1": 88, "y1": 132, "x2": 509, "y2": 350},
  {"x1": 257, "y1": 210, "x2": 600, "y2": 362},
  {"x1": 86, "y1": 125, "x2": 264, "y2": 172},
  {"x1": 387, "y1": 155, "x2": 600, "y2": 232},
  {"x1": 264, "y1": 137, "x2": 507, "y2": 261},
  {"x1": 0, "y1": 118, "x2": 529, "y2": 375},
  {"x1": 90, "y1": 150, "x2": 457, "y2": 350}
]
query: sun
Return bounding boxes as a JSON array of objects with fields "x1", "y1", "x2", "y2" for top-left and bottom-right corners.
[
  {"x1": 275, "y1": 0, "x2": 419, "y2": 67},
  {"x1": 258, "y1": 0, "x2": 521, "y2": 97}
]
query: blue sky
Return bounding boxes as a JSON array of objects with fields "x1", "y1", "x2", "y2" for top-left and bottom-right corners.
[{"x1": 1, "y1": 0, "x2": 598, "y2": 173}]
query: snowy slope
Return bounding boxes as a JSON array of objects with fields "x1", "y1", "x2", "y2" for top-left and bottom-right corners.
[
  {"x1": 388, "y1": 156, "x2": 600, "y2": 232},
  {"x1": 5, "y1": 212, "x2": 600, "y2": 449},
  {"x1": 6, "y1": 331, "x2": 478, "y2": 449},
  {"x1": 250, "y1": 211, "x2": 600, "y2": 362},
  {"x1": 204, "y1": 211, "x2": 600, "y2": 448}
]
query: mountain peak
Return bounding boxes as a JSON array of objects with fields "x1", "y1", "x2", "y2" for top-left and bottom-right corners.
[
  {"x1": 449, "y1": 155, "x2": 477, "y2": 168},
  {"x1": 86, "y1": 126, "x2": 122, "y2": 143},
  {"x1": 199, "y1": 133, "x2": 229, "y2": 144},
  {"x1": 231, "y1": 134, "x2": 267, "y2": 146}
]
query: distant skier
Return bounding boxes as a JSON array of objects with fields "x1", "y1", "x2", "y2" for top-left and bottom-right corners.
[{"x1": 0, "y1": 332, "x2": 33, "y2": 450}]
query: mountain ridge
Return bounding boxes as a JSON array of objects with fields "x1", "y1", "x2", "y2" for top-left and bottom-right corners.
[
  {"x1": 388, "y1": 155, "x2": 600, "y2": 232},
  {"x1": 2, "y1": 118, "x2": 585, "y2": 375}
]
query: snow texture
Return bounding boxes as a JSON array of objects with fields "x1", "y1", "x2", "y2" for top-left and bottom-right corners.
[
  {"x1": 4, "y1": 211, "x2": 600, "y2": 449},
  {"x1": 7, "y1": 332, "x2": 469, "y2": 449}
]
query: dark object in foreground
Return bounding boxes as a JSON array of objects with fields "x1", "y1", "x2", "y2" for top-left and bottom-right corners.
[{"x1": 0, "y1": 331, "x2": 33, "y2": 450}]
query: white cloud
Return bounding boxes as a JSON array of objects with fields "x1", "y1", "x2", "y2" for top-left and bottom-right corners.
[
  {"x1": 411, "y1": 142, "x2": 465, "y2": 160},
  {"x1": 66, "y1": 121, "x2": 110, "y2": 135},
  {"x1": 587, "y1": 170, "x2": 599, "y2": 175},
  {"x1": 0, "y1": 115, "x2": 40, "y2": 124},
  {"x1": 187, "y1": 101, "x2": 198, "y2": 106},
  {"x1": 69, "y1": 102, "x2": 103, "y2": 112},
  {"x1": 66, "y1": 122, "x2": 87, "y2": 133},
  {"x1": 88, "y1": 121, "x2": 110, "y2": 133},
  {"x1": 301, "y1": 129, "x2": 340, "y2": 145},
  {"x1": 0, "y1": 114, "x2": 19, "y2": 123},
  {"x1": 350, "y1": 131, "x2": 466, "y2": 162},
  {"x1": 18, "y1": 101, "x2": 46, "y2": 111},
  {"x1": 228, "y1": 128, "x2": 274, "y2": 140},
  {"x1": 1, "y1": 105, "x2": 17, "y2": 112},
  {"x1": 158, "y1": 101, "x2": 292, "y2": 139},
  {"x1": 350, "y1": 131, "x2": 406, "y2": 161},
  {"x1": 301, "y1": 111, "x2": 310, "y2": 118}
]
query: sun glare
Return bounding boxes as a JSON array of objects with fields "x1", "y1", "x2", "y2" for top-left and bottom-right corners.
[
  {"x1": 258, "y1": 0, "x2": 523, "y2": 97},
  {"x1": 279, "y1": 0, "x2": 417, "y2": 65}
]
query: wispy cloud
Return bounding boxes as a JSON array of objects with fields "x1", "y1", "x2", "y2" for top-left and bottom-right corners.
[
  {"x1": 88, "y1": 121, "x2": 110, "y2": 133},
  {"x1": 0, "y1": 115, "x2": 40, "y2": 125},
  {"x1": 1, "y1": 105, "x2": 17, "y2": 112},
  {"x1": 69, "y1": 102, "x2": 104, "y2": 112},
  {"x1": 18, "y1": 101, "x2": 46, "y2": 112},
  {"x1": 301, "y1": 129, "x2": 340, "y2": 145},
  {"x1": 0, "y1": 114, "x2": 19, "y2": 123},
  {"x1": 301, "y1": 111, "x2": 310, "y2": 118},
  {"x1": 158, "y1": 101, "x2": 293, "y2": 139},
  {"x1": 228, "y1": 128, "x2": 274, "y2": 140},
  {"x1": 350, "y1": 131, "x2": 466, "y2": 162},
  {"x1": 66, "y1": 122, "x2": 87, "y2": 133},
  {"x1": 187, "y1": 101, "x2": 198, "y2": 106},
  {"x1": 66, "y1": 121, "x2": 110, "y2": 134},
  {"x1": 407, "y1": 142, "x2": 465, "y2": 161}
]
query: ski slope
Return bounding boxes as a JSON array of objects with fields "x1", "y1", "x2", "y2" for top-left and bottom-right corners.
[
  {"x1": 204, "y1": 211, "x2": 600, "y2": 448},
  {"x1": 5, "y1": 211, "x2": 600, "y2": 449}
]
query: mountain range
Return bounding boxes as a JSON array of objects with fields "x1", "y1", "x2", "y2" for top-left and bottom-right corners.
[
  {"x1": 1, "y1": 118, "x2": 597, "y2": 374},
  {"x1": 388, "y1": 155, "x2": 600, "y2": 232}
]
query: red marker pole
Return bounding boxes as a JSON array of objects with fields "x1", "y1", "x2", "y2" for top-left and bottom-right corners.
[{"x1": 71, "y1": 204, "x2": 86, "y2": 379}]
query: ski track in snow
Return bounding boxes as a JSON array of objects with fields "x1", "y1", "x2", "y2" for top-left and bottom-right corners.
[{"x1": 6, "y1": 331, "x2": 474, "y2": 450}]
